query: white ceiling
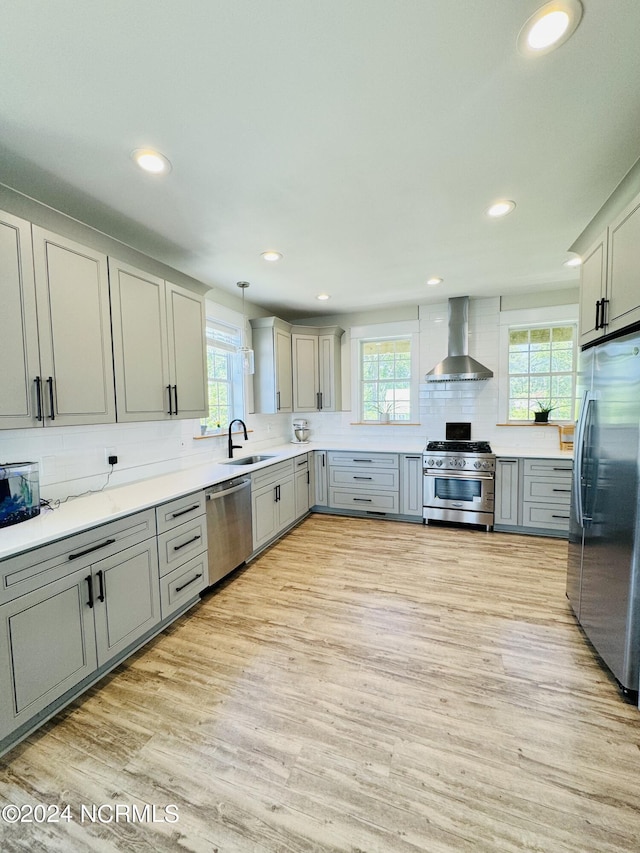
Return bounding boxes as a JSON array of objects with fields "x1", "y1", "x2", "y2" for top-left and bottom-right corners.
[{"x1": 2, "y1": 1, "x2": 640, "y2": 318}]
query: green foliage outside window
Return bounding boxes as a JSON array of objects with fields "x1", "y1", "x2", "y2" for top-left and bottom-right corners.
[
  {"x1": 361, "y1": 338, "x2": 411, "y2": 421},
  {"x1": 508, "y1": 325, "x2": 576, "y2": 421}
]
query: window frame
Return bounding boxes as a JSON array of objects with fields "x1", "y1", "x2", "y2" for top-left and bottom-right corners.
[
  {"x1": 201, "y1": 314, "x2": 245, "y2": 433},
  {"x1": 498, "y1": 304, "x2": 579, "y2": 425}
]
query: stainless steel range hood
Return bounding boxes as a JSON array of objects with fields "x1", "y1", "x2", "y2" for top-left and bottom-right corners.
[{"x1": 425, "y1": 296, "x2": 493, "y2": 382}]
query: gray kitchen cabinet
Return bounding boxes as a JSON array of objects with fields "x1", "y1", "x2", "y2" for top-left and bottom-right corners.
[
  {"x1": 109, "y1": 258, "x2": 207, "y2": 422},
  {"x1": 294, "y1": 454, "x2": 311, "y2": 519},
  {"x1": 0, "y1": 210, "x2": 40, "y2": 429},
  {"x1": 327, "y1": 452, "x2": 400, "y2": 516},
  {"x1": 291, "y1": 325, "x2": 343, "y2": 412},
  {"x1": 578, "y1": 189, "x2": 640, "y2": 345},
  {"x1": 494, "y1": 456, "x2": 572, "y2": 537},
  {"x1": 494, "y1": 458, "x2": 520, "y2": 527},
  {"x1": 250, "y1": 317, "x2": 293, "y2": 414},
  {"x1": 0, "y1": 509, "x2": 159, "y2": 743},
  {"x1": 156, "y1": 491, "x2": 208, "y2": 619},
  {"x1": 606, "y1": 192, "x2": 640, "y2": 335},
  {"x1": 579, "y1": 230, "x2": 607, "y2": 346},
  {"x1": 251, "y1": 459, "x2": 296, "y2": 550},
  {"x1": 400, "y1": 454, "x2": 423, "y2": 517},
  {"x1": 0, "y1": 212, "x2": 115, "y2": 429},
  {"x1": 313, "y1": 450, "x2": 328, "y2": 506}
]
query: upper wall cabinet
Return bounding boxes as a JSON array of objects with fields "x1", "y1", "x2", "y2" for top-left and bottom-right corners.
[
  {"x1": 250, "y1": 317, "x2": 293, "y2": 414},
  {"x1": 291, "y1": 326, "x2": 343, "y2": 412},
  {"x1": 0, "y1": 211, "x2": 115, "y2": 429},
  {"x1": 579, "y1": 190, "x2": 640, "y2": 345},
  {"x1": 109, "y1": 259, "x2": 207, "y2": 422}
]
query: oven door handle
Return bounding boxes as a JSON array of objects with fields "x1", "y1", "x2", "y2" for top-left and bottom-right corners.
[{"x1": 423, "y1": 470, "x2": 494, "y2": 480}]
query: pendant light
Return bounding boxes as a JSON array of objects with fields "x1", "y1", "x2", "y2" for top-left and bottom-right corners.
[{"x1": 236, "y1": 281, "x2": 255, "y2": 375}]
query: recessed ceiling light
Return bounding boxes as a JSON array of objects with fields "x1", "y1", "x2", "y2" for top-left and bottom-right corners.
[
  {"x1": 564, "y1": 256, "x2": 582, "y2": 267},
  {"x1": 426, "y1": 277, "x2": 443, "y2": 286},
  {"x1": 131, "y1": 148, "x2": 172, "y2": 174},
  {"x1": 487, "y1": 200, "x2": 516, "y2": 218},
  {"x1": 517, "y1": 1, "x2": 583, "y2": 56},
  {"x1": 261, "y1": 251, "x2": 283, "y2": 262},
  {"x1": 316, "y1": 293, "x2": 330, "y2": 301}
]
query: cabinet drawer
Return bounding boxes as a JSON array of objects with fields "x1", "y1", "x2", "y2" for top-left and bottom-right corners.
[
  {"x1": 523, "y1": 477, "x2": 572, "y2": 504},
  {"x1": 329, "y1": 467, "x2": 399, "y2": 490},
  {"x1": 156, "y1": 491, "x2": 206, "y2": 534},
  {"x1": 157, "y1": 517, "x2": 207, "y2": 577},
  {"x1": 0, "y1": 509, "x2": 156, "y2": 604},
  {"x1": 327, "y1": 451, "x2": 398, "y2": 468},
  {"x1": 160, "y1": 553, "x2": 207, "y2": 619},
  {"x1": 522, "y1": 503, "x2": 571, "y2": 531},
  {"x1": 251, "y1": 459, "x2": 294, "y2": 489},
  {"x1": 523, "y1": 459, "x2": 573, "y2": 477},
  {"x1": 293, "y1": 454, "x2": 309, "y2": 472},
  {"x1": 329, "y1": 488, "x2": 399, "y2": 514}
]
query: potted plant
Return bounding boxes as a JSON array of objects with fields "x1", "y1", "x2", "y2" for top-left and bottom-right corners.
[
  {"x1": 377, "y1": 401, "x2": 396, "y2": 423},
  {"x1": 533, "y1": 402, "x2": 555, "y2": 423}
]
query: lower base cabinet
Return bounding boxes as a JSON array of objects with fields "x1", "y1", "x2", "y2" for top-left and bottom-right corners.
[
  {"x1": 252, "y1": 459, "x2": 296, "y2": 551},
  {"x1": 494, "y1": 457, "x2": 572, "y2": 537}
]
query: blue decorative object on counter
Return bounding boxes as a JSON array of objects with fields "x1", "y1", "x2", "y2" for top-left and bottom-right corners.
[{"x1": 0, "y1": 462, "x2": 40, "y2": 528}]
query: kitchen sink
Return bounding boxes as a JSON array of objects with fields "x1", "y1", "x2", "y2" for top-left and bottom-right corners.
[{"x1": 224, "y1": 455, "x2": 277, "y2": 466}]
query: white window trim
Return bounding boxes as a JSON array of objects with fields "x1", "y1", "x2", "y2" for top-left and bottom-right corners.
[
  {"x1": 203, "y1": 300, "x2": 249, "y2": 427},
  {"x1": 350, "y1": 320, "x2": 420, "y2": 423},
  {"x1": 498, "y1": 304, "x2": 578, "y2": 424}
]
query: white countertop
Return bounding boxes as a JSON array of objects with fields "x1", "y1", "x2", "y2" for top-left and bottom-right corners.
[{"x1": 0, "y1": 438, "x2": 570, "y2": 560}]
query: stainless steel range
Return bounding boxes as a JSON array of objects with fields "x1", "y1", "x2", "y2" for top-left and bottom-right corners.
[{"x1": 423, "y1": 440, "x2": 496, "y2": 530}]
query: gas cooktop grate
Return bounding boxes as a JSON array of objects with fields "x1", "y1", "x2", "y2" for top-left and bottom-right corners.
[{"x1": 425, "y1": 440, "x2": 493, "y2": 453}]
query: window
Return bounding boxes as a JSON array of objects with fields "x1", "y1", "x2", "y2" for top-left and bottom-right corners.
[
  {"x1": 201, "y1": 319, "x2": 244, "y2": 432},
  {"x1": 507, "y1": 324, "x2": 577, "y2": 421},
  {"x1": 360, "y1": 337, "x2": 412, "y2": 422}
]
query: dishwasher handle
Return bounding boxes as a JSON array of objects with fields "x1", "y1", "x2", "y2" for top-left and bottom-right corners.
[{"x1": 205, "y1": 478, "x2": 251, "y2": 501}]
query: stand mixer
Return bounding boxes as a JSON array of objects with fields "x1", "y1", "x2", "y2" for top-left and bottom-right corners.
[{"x1": 292, "y1": 418, "x2": 310, "y2": 444}]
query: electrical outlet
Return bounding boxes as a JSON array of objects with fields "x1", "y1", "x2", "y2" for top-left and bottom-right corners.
[
  {"x1": 108, "y1": 455, "x2": 118, "y2": 466},
  {"x1": 105, "y1": 447, "x2": 116, "y2": 465}
]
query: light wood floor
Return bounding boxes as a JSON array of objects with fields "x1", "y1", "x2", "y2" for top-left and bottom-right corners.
[{"x1": 1, "y1": 514, "x2": 639, "y2": 852}]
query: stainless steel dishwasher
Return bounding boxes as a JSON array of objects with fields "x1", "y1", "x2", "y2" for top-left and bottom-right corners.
[{"x1": 205, "y1": 477, "x2": 253, "y2": 586}]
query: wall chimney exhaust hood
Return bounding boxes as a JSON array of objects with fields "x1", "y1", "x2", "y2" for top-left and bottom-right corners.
[{"x1": 425, "y1": 296, "x2": 493, "y2": 382}]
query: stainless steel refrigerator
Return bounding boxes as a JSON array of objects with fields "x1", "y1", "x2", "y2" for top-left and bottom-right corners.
[{"x1": 567, "y1": 328, "x2": 640, "y2": 694}]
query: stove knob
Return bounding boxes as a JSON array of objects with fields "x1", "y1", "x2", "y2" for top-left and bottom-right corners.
[
  {"x1": 459, "y1": 459, "x2": 466, "y2": 468},
  {"x1": 427, "y1": 458, "x2": 435, "y2": 467},
  {"x1": 436, "y1": 459, "x2": 443, "y2": 467},
  {"x1": 474, "y1": 460, "x2": 482, "y2": 469}
]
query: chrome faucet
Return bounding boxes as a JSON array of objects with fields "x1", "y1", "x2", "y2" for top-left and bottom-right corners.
[{"x1": 228, "y1": 419, "x2": 248, "y2": 458}]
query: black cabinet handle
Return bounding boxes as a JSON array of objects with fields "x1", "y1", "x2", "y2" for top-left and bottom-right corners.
[
  {"x1": 173, "y1": 384, "x2": 179, "y2": 415},
  {"x1": 353, "y1": 476, "x2": 373, "y2": 480},
  {"x1": 171, "y1": 504, "x2": 200, "y2": 519},
  {"x1": 353, "y1": 458, "x2": 373, "y2": 463},
  {"x1": 316, "y1": 391, "x2": 320, "y2": 410},
  {"x1": 34, "y1": 376, "x2": 43, "y2": 422},
  {"x1": 69, "y1": 538, "x2": 116, "y2": 560},
  {"x1": 173, "y1": 535, "x2": 201, "y2": 552},
  {"x1": 552, "y1": 514, "x2": 570, "y2": 519},
  {"x1": 307, "y1": 471, "x2": 310, "y2": 485},
  {"x1": 319, "y1": 391, "x2": 323, "y2": 410},
  {"x1": 595, "y1": 299, "x2": 601, "y2": 330},
  {"x1": 86, "y1": 575, "x2": 94, "y2": 609},
  {"x1": 601, "y1": 298, "x2": 609, "y2": 328},
  {"x1": 167, "y1": 385, "x2": 173, "y2": 415},
  {"x1": 353, "y1": 497, "x2": 373, "y2": 502},
  {"x1": 322, "y1": 454, "x2": 325, "y2": 467},
  {"x1": 297, "y1": 460, "x2": 307, "y2": 467},
  {"x1": 175, "y1": 572, "x2": 203, "y2": 593},
  {"x1": 96, "y1": 569, "x2": 105, "y2": 602},
  {"x1": 552, "y1": 488, "x2": 571, "y2": 492},
  {"x1": 47, "y1": 376, "x2": 55, "y2": 420},
  {"x1": 276, "y1": 391, "x2": 281, "y2": 411},
  {"x1": 552, "y1": 467, "x2": 570, "y2": 471},
  {"x1": 274, "y1": 484, "x2": 280, "y2": 502}
]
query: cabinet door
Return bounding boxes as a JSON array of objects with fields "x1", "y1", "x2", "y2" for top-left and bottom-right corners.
[
  {"x1": 494, "y1": 459, "x2": 520, "y2": 526},
  {"x1": 109, "y1": 258, "x2": 171, "y2": 422},
  {"x1": 314, "y1": 451, "x2": 328, "y2": 506},
  {"x1": 166, "y1": 281, "x2": 208, "y2": 419},
  {"x1": 400, "y1": 455, "x2": 423, "y2": 516},
  {"x1": 318, "y1": 332, "x2": 341, "y2": 411},
  {"x1": 0, "y1": 569, "x2": 98, "y2": 739},
  {"x1": 294, "y1": 465, "x2": 310, "y2": 519},
  {"x1": 32, "y1": 227, "x2": 115, "y2": 426},
  {"x1": 92, "y1": 539, "x2": 161, "y2": 666},
  {"x1": 277, "y1": 475, "x2": 296, "y2": 531},
  {"x1": 579, "y1": 231, "x2": 607, "y2": 346},
  {"x1": 607, "y1": 193, "x2": 640, "y2": 334},
  {"x1": 252, "y1": 483, "x2": 279, "y2": 550},
  {"x1": 275, "y1": 327, "x2": 293, "y2": 412},
  {"x1": 0, "y1": 211, "x2": 41, "y2": 429},
  {"x1": 292, "y1": 334, "x2": 319, "y2": 411}
]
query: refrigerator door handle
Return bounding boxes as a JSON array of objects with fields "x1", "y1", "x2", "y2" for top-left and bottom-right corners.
[{"x1": 573, "y1": 390, "x2": 595, "y2": 527}]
